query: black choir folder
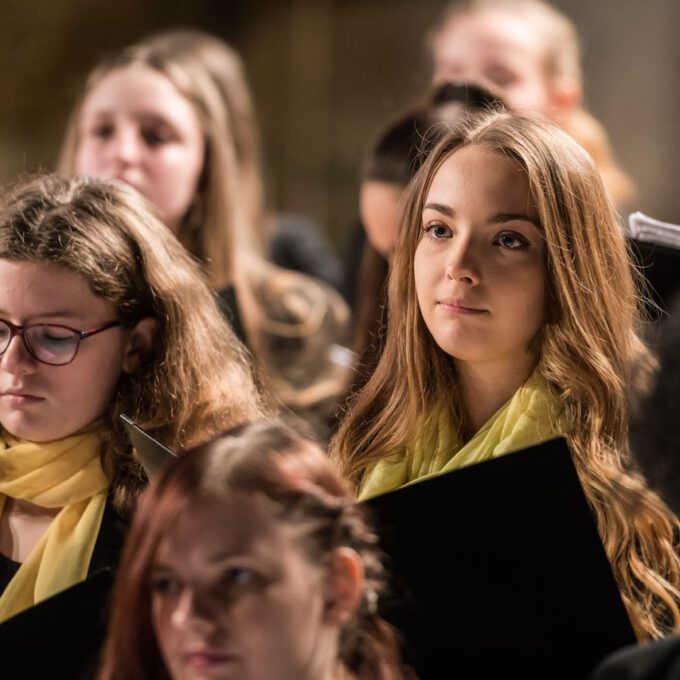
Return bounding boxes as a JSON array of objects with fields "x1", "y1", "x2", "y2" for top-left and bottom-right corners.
[
  {"x1": 120, "y1": 413, "x2": 177, "y2": 477},
  {"x1": 364, "y1": 437, "x2": 637, "y2": 680}
]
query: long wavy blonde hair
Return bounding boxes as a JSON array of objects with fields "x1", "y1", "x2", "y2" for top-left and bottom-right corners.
[
  {"x1": 0, "y1": 175, "x2": 263, "y2": 512},
  {"x1": 332, "y1": 111, "x2": 680, "y2": 639},
  {"x1": 58, "y1": 32, "x2": 350, "y2": 419}
]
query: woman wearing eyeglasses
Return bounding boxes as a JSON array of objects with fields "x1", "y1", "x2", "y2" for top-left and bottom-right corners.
[{"x1": 0, "y1": 174, "x2": 262, "y2": 629}]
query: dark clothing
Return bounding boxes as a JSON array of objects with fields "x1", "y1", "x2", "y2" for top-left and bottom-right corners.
[
  {"x1": 340, "y1": 218, "x2": 366, "y2": 306},
  {"x1": 88, "y1": 495, "x2": 128, "y2": 577},
  {"x1": 0, "y1": 552, "x2": 20, "y2": 597},
  {"x1": 216, "y1": 285, "x2": 247, "y2": 344},
  {"x1": 629, "y1": 238, "x2": 680, "y2": 317},
  {"x1": 270, "y1": 213, "x2": 344, "y2": 292},
  {"x1": 0, "y1": 496, "x2": 126, "y2": 597},
  {"x1": 590, "y1": 635, "x2": 680, "y2": 680},
  {"x1": 0, "y1": 496, "x2": 128, "y2": 680}
]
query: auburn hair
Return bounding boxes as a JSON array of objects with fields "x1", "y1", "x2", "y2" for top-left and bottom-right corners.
[{"x1": 99, "y1": 420, "x2": 405, "y2": 680}]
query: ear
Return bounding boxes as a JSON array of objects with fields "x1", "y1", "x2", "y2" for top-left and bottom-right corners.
[
  {"x1": 549, "y1": 78, "x2": 582, "y2": 119},
  {"x1": 121, "y1": 317, "x2": 159, "y2": 374},
  {"x1": 323, "y1": 547, "x2": 365, "y2": 625}
]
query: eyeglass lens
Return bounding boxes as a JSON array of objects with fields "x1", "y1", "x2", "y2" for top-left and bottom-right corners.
[{"x1": 0, "y1": 321, "x2": 80, "y2": 365}]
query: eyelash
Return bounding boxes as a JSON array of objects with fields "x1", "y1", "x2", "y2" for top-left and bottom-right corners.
[
  {"x1": 494, "y1": 232, "x2": 530, "y2": 250},
  {"x1": 150, "y1": 576, "x2": 181, "y2": 595},
  {"x1": 422, "y1": 222, "x2": 452, "y2": 240},
  {"x1": 149, "y1": 568, "x2": 259, "y2": 599},
  {"x1": 422, "y1": 222, "x2": 530, "y2": 250},
  {"x1": 88, "y1": 124, "x2": 173, "y2": 147},
  {"x1": 223, "y1": 567, "x2": 257, "y2": 588}
]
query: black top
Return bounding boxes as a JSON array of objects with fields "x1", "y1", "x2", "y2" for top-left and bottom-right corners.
[
  {"x1": 0, "y1": 496, "x2": 128, "y2": 680},
  {"x1": 589, "y1": 635, "x2": 680, "y2": 680},
  {"x1": 0, "y1": 552, "x2": 21, "y2": 597},
  {"x1": 270, "y1": 213, "x2": 344, "y2": 292},
  {"x1": 216, "y1": 285, "x2": 247, "y2": 344}
]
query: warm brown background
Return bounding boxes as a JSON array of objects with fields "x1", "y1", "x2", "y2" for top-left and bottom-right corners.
[{"x1": 1, "y1": 0, "x2": 679, "y2": 250}]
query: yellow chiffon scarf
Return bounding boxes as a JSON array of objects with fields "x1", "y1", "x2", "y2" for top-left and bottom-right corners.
[
  {"x1": 0, "y1": 428, "x2": 109, "y2": 622},
  {"x1": 359, "y1": 371, "x2": 567, "y2": 500}
]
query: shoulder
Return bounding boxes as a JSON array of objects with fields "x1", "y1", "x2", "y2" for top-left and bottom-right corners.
[{"x1": 590, "y1": 636, "x2": 680, "y2": 680}]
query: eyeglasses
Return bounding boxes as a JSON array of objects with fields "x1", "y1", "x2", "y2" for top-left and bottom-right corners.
[{"x1": 0, "y1": 318, "x2": 122, "y2": 366}]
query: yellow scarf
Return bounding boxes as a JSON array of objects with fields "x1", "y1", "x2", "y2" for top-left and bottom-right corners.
[
  {"x1": 0, "y1": 428, "x2": 109, "y2": 622},
  {"x1": 359, "y1": 371, "x2": 567, "y2": 500}
]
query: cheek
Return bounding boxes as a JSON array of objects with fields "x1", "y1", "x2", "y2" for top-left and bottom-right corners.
[
  {"x1": 151, "y1": 596, "x2": 172, "y2": 646},
  {"x1": 504, "y1": 263, "x2": 546, "y2": 332},
  {"x1": 150, "y1": 150, "x2": 204, "y2": 224},
  {"x1": 74, "y1": 141, "x2": 103, "y2": 176},
  {"x1": 413, "y1": 243, "x2": 439, "y2": 309}
]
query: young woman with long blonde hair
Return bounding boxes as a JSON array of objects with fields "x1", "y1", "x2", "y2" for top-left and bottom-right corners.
[
  {"x1": 58, "y1": 32, "x2": 349, "y2": 433},
  {"x1": 331, "y1": 111, "x2": 680, "y2": 639}
]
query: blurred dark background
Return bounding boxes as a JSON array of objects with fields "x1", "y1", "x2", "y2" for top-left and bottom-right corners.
[{"x1": 1, "y1": 0, "x2": 679, "y2": 250}]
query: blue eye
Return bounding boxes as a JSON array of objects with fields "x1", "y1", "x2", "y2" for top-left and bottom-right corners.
[
  {"x1": 423, "y1": 222, "x2": 452, "y2": 239},
  {"x1": 495, "y1": 232, "x2": 528, "y2": 250}
]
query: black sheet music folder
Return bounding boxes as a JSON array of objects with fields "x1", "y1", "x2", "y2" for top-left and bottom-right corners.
[{"x1": 364, "y1": 437, "x2": 637, "y2": 680}]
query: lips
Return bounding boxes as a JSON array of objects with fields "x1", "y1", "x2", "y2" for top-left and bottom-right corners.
[
  {"x1": 182, "y1": 649, "x2": 235, "y2": 670},
  {"x1": 437, "y1": 298, "x2": 487, "y2": 314},
  {"x1": 0, "y1": 388, "x2": 44, "y2": 403}
]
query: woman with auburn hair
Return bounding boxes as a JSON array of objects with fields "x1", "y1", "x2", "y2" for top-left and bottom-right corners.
[
  {"x1": 428, "y1": 0, "x2": 635, "y2": 207},
  {"x1": 99, "y1": 420, "x2": 406, "y2": 680},
  {"x1": 0, "y1": 174, "x2": 261, "y2": 625},
  {"x1": 58, "y1": 32, "x2": 350, "y2": 434},
  {"x1": 331, "y1": 111, "x2": 680, "y2": 639}
]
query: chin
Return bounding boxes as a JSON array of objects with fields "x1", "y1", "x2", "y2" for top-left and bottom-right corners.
[{"x1": 2, "y1": 416, "x2": 73, "y2": 443}]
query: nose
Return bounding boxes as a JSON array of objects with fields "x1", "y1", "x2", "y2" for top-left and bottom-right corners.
[
  {"x1": 109, "y1": 127, "x2": 142, "y2": 168},
  {"x1": 445, "y1": 236, "x2": 480, "y2": 285},
  {"x1": 170, "y1": 588, "x2": 220, "y2": 633},
  {"x1": 1, "y1": 335, "x2": 38, "y2": 375}
]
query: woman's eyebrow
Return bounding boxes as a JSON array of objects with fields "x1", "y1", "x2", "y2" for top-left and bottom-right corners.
[
  {"x1": 423, "y1": 202, "x2": 454, "y2": 217},
  {"x1": 0, "y1": 309, "x2": 82, "y2": 320},
  {"x1": 489, "y1": 212, "x2": 541, "y2": 229}
]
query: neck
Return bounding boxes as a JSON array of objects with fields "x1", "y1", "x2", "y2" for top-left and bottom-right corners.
[
  {"x1": 0, "y1": 498, "x2": 61, "y2": 562},
  {"x1": 456, "y1": 356, "x2": 536, "y2": 436}
]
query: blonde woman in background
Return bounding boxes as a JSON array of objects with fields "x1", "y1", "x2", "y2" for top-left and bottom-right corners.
[
  {"x1": 332, "y1": 111, "x2": 680, "y2": 639},
  {"x1": 59, "y1": 31, "x2": 350, "y2": 436},
  {"x1": 428, "y1": 0, "x2": 635, "y2": 207}
]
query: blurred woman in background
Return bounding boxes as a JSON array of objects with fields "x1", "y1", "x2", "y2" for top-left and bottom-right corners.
[
  {"x1": 99, "y1": 420, "x2": 407, "y2": 680},
  {"x1": 428, "y1": 0, "x2": 635, "y2": 207},
  {"x1": 59, "y1": 31, "x2": 350, "y2": 436}
]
